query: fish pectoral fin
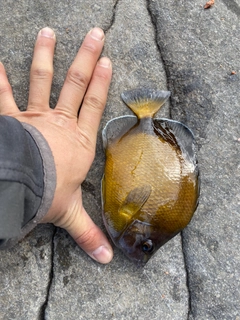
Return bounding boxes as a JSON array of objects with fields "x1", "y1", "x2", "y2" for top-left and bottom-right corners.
[{"x1": 119, "y1": 185, "x2": 152, "y2": 219}]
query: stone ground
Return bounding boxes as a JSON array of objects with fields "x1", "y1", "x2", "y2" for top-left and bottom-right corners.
[{"x1": 0, "y1": 0, "x2": 239, "y2": 319}]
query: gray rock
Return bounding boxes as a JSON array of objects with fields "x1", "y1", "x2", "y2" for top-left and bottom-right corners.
[
  {"x1": 0, "y1": 225, "x2": 54, "y2": 319},
  {"x1": 46, "y1": 231, "x2": 188, "y2": 320},
  {"x1": 0, "y1": 0, "x2": 239, "y2": 319}
]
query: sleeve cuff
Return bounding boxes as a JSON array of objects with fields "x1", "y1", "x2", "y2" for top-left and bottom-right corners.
[{"x1": 0, "y1": 123, "x2": 56, "y2": 249}]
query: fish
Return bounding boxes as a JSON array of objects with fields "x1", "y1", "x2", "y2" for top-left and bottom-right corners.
[{"x1": 101, "y1": 88, "x2": 200, "y2": 265}]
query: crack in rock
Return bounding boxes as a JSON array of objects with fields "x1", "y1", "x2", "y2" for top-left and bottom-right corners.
[
  {"x1": 103, "y1": 0, "x2": 120, "y2": 33},
  {"x1": 39, "y1": 228, "x2": 56, "y2": 320},
  {"x1": 181, "y1": 231, "x2": 192, "y2": 320},
  {"x1": 145, "y1": 0, "x2": 171, "y2": 89}
]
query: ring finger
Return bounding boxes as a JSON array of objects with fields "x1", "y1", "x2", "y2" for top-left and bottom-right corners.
[{"x1": 27, "y1": 27, "x2": 56, "y2": 111}]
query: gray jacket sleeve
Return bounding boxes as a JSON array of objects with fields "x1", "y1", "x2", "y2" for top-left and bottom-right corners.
[{"x1": 0, "y1": 115, "x2": 56, "y2": 249}]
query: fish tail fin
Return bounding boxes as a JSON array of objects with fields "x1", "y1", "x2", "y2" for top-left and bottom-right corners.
[{"x1": 121, "y1": 88, "x2": 170, "y2": 118}]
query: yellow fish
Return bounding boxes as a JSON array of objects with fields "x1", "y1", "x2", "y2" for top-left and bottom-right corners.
[{"x1": 102, "y1": 88, "x2": 199, "y2": 265}]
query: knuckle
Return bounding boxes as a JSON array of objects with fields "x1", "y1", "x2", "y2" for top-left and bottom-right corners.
[
  {"x1": 67, "y1": 68, "x2": 89, "y2": 91},
  {"x1": 75, "y1": 227, "x2": 97, "y2": 249},
  {"x1": 0, "y1": 83, "x2": 12, "y2": 95},
  {"x1": 82, "y1": 42, "x2": 99, "y2": 55},
  {"x1": 84, "y1": 94, "x2": 104, "y2": 113},
  {"x1": 31, "y1": 67, "x2": 52, "y2": 80},
  {"x1": 94, "y1": 67, "x2": 110, "y2": 81},
  {"x1": 78, "y1": 129, "x2": 95, "y2": 155}
]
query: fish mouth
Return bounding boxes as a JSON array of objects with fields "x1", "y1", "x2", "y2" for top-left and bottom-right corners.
[
  {"x1": 131, "y1": 258, "x2": 149, "y2": 268},
  {"x1": 132, "y1": 253, "x2": 152, "y2": 267},
  {"x1": 117, "y1": 219, "x2": 155, "y2": 265},
  {"x1": 120, "y1": 249, "x2": 151, "y2": 267},
  {"x1": 117, "y1": 219, "x2": 177, "y2": 265}
]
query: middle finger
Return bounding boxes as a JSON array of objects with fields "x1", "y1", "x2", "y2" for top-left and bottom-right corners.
[{"x1": 56, "y1": 28, "x2": 105, "y2": 117}]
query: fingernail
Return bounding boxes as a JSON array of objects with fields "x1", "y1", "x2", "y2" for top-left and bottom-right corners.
[
  {"x1": 39, "y1": 27, "x2": 55, "y2": 39},
  {"x1": 98, "y1": 57, "x2": 111, "y2": 68},
  {"x1": 89, "y1": 28, "x2": 104, "y2": 41},
  {"x1": 92, "y1": 245, "x2": 113, "y2": 264}
]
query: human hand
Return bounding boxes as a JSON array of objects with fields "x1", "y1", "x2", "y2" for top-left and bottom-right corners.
[{"x1": 0, "y1": 27, "x2": 113, "y2": 264}]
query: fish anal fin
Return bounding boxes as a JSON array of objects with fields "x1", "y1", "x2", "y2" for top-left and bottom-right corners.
[{"x1": 119, "y1": 185, "x2": 152, "y2": 219}]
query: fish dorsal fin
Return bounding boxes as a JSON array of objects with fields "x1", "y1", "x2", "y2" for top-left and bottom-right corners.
[
  {"x1": 121, "y1": 88, "x2": 171, "y2": 119},
  {"x1": 119, "y1": 185, "x2": 152, "y2": 219},
  {"x1": 102, "y1": 115, "x2": 137, "y2": 149},
  {"x1": 154, "y1": 118, "x2": 197, "y2": 163}
]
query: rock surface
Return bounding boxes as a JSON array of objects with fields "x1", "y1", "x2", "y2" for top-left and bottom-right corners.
[{"x1": 0, "y1": 0, "x2": 239, "y2": 319}]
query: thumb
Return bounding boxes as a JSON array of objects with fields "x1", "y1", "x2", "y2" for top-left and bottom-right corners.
[{"x1": 64, "y1": 200, "x2": 113, "y2": 264}]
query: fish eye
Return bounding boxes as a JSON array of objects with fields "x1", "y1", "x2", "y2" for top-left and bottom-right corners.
[{"x1": 142, "y1": 239, "x2": 154, "y2": 253}]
